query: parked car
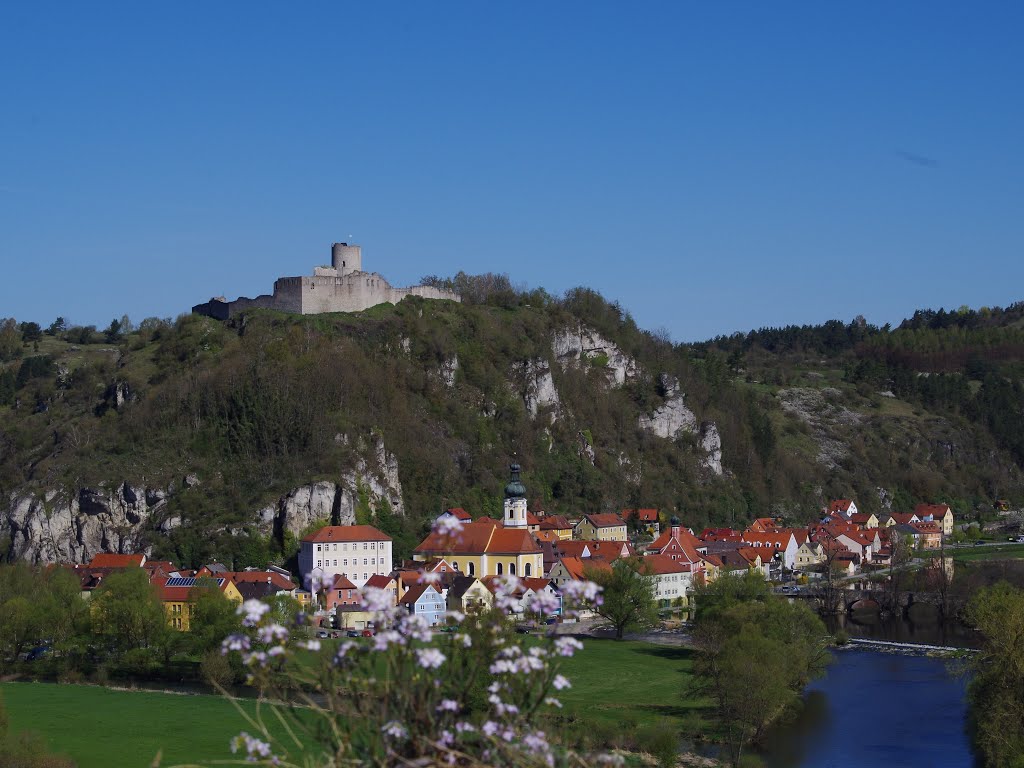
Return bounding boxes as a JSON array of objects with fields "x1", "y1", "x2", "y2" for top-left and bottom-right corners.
[
  {"x1": 316, "y1": 630, "x2": 329, "y2": 638},
  {"x1": 975, "y1": 540, "x2": 986, "y2": 546},
  {"x1": 361, "y1": 628, "x2": 375, "y2": 637},
  {"x1": 346, "y1": 629, "x2": 360, "y2": 637},
  {"x1": 26, "y1": 646, "x2": 51, "y2": 662}
]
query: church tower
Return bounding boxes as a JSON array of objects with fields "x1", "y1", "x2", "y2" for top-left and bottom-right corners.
[{"x1": 503, "y1": 463, "x2": 528, "y2": 529}]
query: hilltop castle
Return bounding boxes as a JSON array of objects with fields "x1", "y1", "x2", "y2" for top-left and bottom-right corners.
[{"x1": 192, "y1": 243, "x2": 460, "y2": 320}]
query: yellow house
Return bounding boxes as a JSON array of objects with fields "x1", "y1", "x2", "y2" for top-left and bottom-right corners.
[
  {"x1": 795, "y1": 541, "x2": 826, "y2": 569},
  {"x1": 915, "y1": 504, "x2": 954, "y2": 536},
  {"x1": 446, "y1": 575, "x2": 495, "y2": 614},
  {"x1": 156, "y1": 576, "x2": 243, "y2": 631},
  {"x1": 538, "y1": 515, "x2": 573, "y2": 541},
  {"x1": 573, "y1": 514, "x2": 628, "y2": 542},
  {"x1": 413, "y1": 522, "x2": 543, "y2": 579}
]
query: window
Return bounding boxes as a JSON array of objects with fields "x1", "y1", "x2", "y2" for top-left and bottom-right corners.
[
  {"x1": 317, "y1": 545, "x2": 322, "y2": 552},
  {"x1": 363, "y1": 558, "x2": 368, "y2": 565},
  {"x1": 371, "y1": 542, "x2": 376, "y2": 549},
  {"x1": 344, "y1": 543, "x2": 348, "y2": 551},
  {"x1": 363, "y1": 543, "x2": 368, "y2": 550},
  {"x1": 509, "y1": 563, "x2": 516, "y2": 576},
  {"x1": 452, "y1": 561, "x2": 458, "y2": 571},
  {"x1": 468, "y1": 563, "x2": 475, "y2": 576},
  {"x1": 524, "y1": 562, "x2": 532, "y2": 577},
  {"x1": 317, "y1": 560, "x2": 322, "y2": 567},
  {"x1": 496, "y1": 563, "x2": 503, "y2": 575},
  {"x1": 343, "y1": 559, "x2": 348, "y2": 566}
]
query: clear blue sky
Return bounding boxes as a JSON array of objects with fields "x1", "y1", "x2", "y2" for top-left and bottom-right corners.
[{"x1": 2, "y1": 2, "x2": 1022, "y2": 342}]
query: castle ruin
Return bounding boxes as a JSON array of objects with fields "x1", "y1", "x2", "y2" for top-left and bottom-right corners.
[{"x1": 192, "y1": 243, "x2": 460, "y2": 320}]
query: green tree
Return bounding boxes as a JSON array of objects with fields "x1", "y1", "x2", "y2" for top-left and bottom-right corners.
[
  {"x1": 0, "y1": 319, "x2": 21, "y2": 363},
  {"x1": 187, "y1": 580, "x2": 242, "y2": 655},
  {"x1": 90, "y1": 568, "x2": 168, "y2": 652},
  {"x1": 584, "y1": 558, "x2": 659, "y2": 639},
  {"x1": 18, "y1": 322, "x2": 42, "y2": 344},
  {"x1": 103, "y1": 318, "x2": 123, "y2": 343},
  {"x1": 44, "y1": 316, "x2": 65, "y2": 336},
  {"x1": 692, "y1": 581, "x2": 827, "y2": 765},
  {"x1": 965, "y1": 582, "x2": 1024, "y2": 767}
]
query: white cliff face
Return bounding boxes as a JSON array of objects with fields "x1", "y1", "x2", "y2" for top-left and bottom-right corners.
[
  {"x1": 257, "y1": 435, "x2": 405, "y2": 539},
  {"x1": 700, "y1": 423, "x2": 724, "y2": 475},
  {"x1": 512, "y1": 358, "x2": 560, "y2": 421},
  {"x1": 2, "y1": 436, "x2": 406, "y2": 564},
  {"x1": 638, "y1": 375, "x2": 698, "y2": 439},
  {"x1": 553, "y1": 324, "x2": 639, "y2": 387},
  {"x1": 439, "y1": 356, "x2": 459, "y2": 388},
  {"x1": 4, "y1": 482, "x2": 159, "y2": 564},
  {"x1": 577, "y1": 431, "x2": 596, "y2": 465}
]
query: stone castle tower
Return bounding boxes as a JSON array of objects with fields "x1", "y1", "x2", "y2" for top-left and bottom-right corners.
[
  {"x1": 193, "y1": 242, "x2": 460, "y2": 320},
  {"x1": 503, "y1": 463, "x2": 528, "y2": 529}
]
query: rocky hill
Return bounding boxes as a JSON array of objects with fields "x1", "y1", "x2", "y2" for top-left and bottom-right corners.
[{"x1": 2, "y1": 285, "x2": 1022, "y2": 568}]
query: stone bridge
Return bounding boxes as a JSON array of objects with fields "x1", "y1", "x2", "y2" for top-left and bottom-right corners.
[{"x1": 787, "y1": 587, "x2": 965, "y2": 617}]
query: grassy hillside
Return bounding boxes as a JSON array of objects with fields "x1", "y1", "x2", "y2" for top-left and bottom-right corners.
[{"x1": 2, "y1": 288, "x2": 1023, "y2": 567}]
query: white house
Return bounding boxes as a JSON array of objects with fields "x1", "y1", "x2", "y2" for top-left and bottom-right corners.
[
  {"x1": 642, "y1": 554, "x2": 695, "y2": 606},
  {"x1": 740, "y1": 531, "x2": 800, "y2": 570},
  {"x1": 299, "y1": 525, "x2": 393, "y2": 589}
]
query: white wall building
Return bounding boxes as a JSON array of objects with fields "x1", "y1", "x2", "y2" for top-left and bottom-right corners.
[{"x1": 299, "y1": 525, "x2": 393, "y2": 589}]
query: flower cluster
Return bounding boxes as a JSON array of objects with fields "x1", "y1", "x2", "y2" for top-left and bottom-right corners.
[{"x1": 217, "y1": 512, "x2": 604, "y2": 766}]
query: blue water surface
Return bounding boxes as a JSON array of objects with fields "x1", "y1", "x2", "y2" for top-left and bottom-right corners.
[{"x1": 760, "y1": 650, "x2": 975, "y2": 768}]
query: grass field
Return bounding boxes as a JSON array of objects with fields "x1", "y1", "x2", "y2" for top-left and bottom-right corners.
[
  {"x1": 1, "y1": 638, "x2": 707, "y2": 767},
  {"x1": 0, "y1": 682, "x2": 316, "y2": 768},
  {"x1": 947, "y1": 543, "x2": 1024, "y2": 562}
]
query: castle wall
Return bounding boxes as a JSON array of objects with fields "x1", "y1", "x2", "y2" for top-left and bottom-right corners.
[
  {"x1": 191, "y1": 244, "x2": 460, "y2": 320},
  {"x1": 297, "y1": 272, "x2": 459, "y2": 314}
]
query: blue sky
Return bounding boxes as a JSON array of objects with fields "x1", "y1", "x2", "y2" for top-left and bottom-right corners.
[{"x1": 1, "y1": 3, "x2": 1022, "y2": 341}]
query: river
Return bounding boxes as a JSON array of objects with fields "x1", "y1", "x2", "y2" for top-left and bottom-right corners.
[{"x1": 758, "y1": 646, "x2": 975, "y2": 768}]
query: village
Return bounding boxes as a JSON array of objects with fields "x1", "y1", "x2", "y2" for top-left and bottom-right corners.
[{"x1": 50, "y1": 465, "x2": 957, "y2": 636}]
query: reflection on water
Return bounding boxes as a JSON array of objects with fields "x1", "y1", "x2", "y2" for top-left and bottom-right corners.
[
  {"x1": 759, "y1": 650, "x2": 975, "y2": 768},
  {"x1": 825, "y1": 605, "x2": 983, "y2": 649}
]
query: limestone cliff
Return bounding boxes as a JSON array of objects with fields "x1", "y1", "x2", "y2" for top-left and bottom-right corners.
[
  {"x1": 1, "y1": 435, "x2": 405, "y2": 565},
  {"x1": 552, "y1": 324, "x2": 639, "y2": 386}
]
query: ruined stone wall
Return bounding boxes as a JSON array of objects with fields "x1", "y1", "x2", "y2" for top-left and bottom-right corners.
[
  {"x1": 193, "y1": 269, "x2": 459, "y2": 320},
  {"x1": 296, "y1": 272, "x2": 459, "y2": 314}
]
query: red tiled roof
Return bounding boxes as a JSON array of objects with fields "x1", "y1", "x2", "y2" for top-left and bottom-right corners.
[
  {"x1": 329, "y1": 574, "x2": 358, "y2": 590},
  {"x1": 446, "y1": 507, "x2": 473, "y2": 521},
  {"x1": 527, "y1": 512, "x2": 542, "y2": 525},
  {"x1": 829, "y1": 499, "x2": 855, "y2": 513},
  {"x1": 220, "y1": 571, "x2": 296, "y2": 591},
  {"x1": 642, "y1": 554, "x2": 694, "y2": 575},
  {"x1": 414, "y1": 522, "x2": 540, "y2": 556},
  {"x1": 555, "y1": 540, "x2": 633, "y2": 562},
  {"x1": 153, "y1": 575, "x2": 232, "y2": 602},
  {"x1": 521, "y1": 577, "x2": 552, "y2": 592},
  {"x1": 579, "y1": 513, "x2": 625, "y2": 529},
  {"x1": 364, "y1": 574, "x2": 396, "y2": 590},
  {"x1": 534, "y1": 530, "x2": 561, "y2": 544},
  {"x1": 89, "y1": 553, "x2": 145, "y2": 569},
  {"x1": 399, "y1": 583, "x2": 441, "y2": 605},
  {"x1": 539, "y1": 515, "x2": 572, "y2": 531},
  {"x1": 914, "y1": 503, "x2": 951, "y2": 519},
  {"x1": 302, "y1": 525, "x2": 392, "y2": 544},
  {"x1": 623, "y1": 508, "x2": 658, "y2": 522}
]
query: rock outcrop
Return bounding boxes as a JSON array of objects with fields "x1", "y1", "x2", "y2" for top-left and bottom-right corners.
[
  {"x1": 4, "y1": 482, "x2": 162, "y2": 564},
  {"x1": 1, "y1": 436, "x2": 406, "y2": 564},
  {"x1": 700, "y1": 423, "x2": 724, "y2": 475},
  {"x1": 553, "y1": 324, "x2": 638, "y2": 386},
  {"x1": 512, "y1": 358, "x2": 560, "y2": 421},
  {"x1": 638, "y1": 375, "x2": 698, "y2": 439}
]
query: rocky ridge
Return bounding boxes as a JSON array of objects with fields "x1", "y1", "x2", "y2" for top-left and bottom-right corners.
[{"x1": 2, "y1": 436, "x2": 405, "y2": 565}]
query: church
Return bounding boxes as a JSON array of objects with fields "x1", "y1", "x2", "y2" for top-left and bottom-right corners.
[{"x1": 412, "y1": 464, "x2": 543, "y2": 579}]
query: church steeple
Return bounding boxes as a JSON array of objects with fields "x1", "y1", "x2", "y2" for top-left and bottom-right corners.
[{"x1": 503, "y1": 463, "x2": 528, "y2": 529}]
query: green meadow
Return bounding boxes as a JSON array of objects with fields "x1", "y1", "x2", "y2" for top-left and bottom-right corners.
[{"x1": 1, "y1": 638, "x2": 708, "y2": 767}]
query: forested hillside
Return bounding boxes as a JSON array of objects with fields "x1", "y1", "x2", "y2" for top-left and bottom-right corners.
[{"x1": 2, "y1": 281, "x2": 1022, "y2": 568}]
